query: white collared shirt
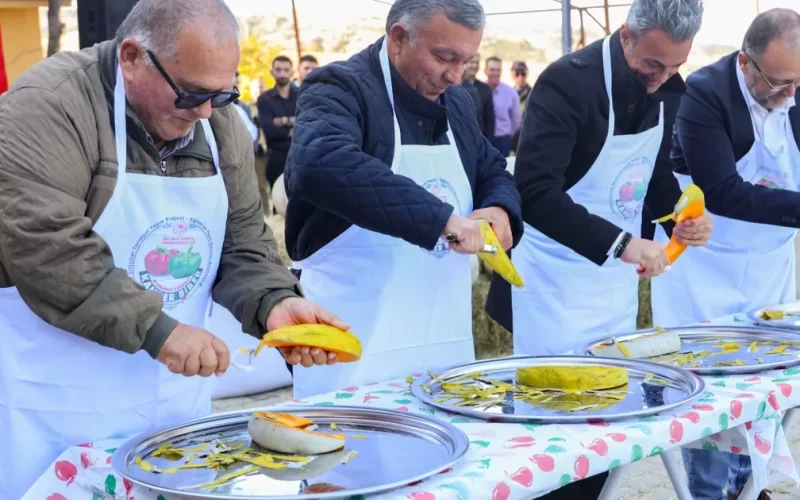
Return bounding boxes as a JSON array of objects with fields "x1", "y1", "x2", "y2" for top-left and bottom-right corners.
[{"x1": 736, "y1": 62, "x2": 796, "y2": 154}]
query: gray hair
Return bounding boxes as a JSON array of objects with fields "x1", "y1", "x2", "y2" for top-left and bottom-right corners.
[
  {"x1": 743, "y1": 8, "x2": 800, "y2": 59},
  {"x1": 625, "y1": 0, "x2": 704, "y2": 43},
  {"x1": 115, "y1": 0, "x2": 239, "y2": 62},
  {"x1": 385, "y1": 0, "x2": 485, "y2": 42}
]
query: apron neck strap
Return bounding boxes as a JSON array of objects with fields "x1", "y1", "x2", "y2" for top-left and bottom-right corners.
[
  {"x1": 114, "y1": 64, "x2": 128, "y2": 183},
  {"x1": 378, "y1": 36, "x2": 455, "y2": 149},
  {"x1": 601, "y1": 36, "x2": 616, "y2": 138},
  {"x1": 378, "y1": 36, "x2": 403, "y2": 148},
  {"x1": 114, "y1": 64, "x2": 221, "y2": 177}
]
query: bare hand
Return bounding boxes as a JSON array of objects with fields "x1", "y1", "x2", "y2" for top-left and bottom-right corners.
[
  {"x1": 288, "y1": 116, "x2": 296, "y2": 127},
  {"x1": 468, "y1": 206, "x2": 512, "y2": 250},
  {"x1": 673, "y1": 212, "x2": 713, "y2": 247},
  {"x1": 272, "y1": 117, "x2": 283, "y2": 127},
  {"x1": 442, "y1": 214, "x2": 484, "y2": 254},
  {"x1": 621, "y1": 237, "x2": 669, "y2": 278},
  {"x1": 267, "y1": 297, "x2": 350, "y2": 368},
  {"x1": 157, "y1": 323, "x2": 230, "y2": 377}
]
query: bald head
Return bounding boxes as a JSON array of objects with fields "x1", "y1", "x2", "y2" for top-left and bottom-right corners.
[
  {"x1": 740, "y1": 8, "x2": 800, "y2": 110},
  {"x1": 115, "y1": 0, "x2": 241, "y2": 149},
  {"x1": 115, "y1": 0, "x2": 239, "y2": 60},
  {"x1": 743, "y1": 8, "x2": 800, "y2": 59}
]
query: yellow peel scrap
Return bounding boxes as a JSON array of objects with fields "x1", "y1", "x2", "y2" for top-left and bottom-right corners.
[
  {"x1": 136, "y1": 456, "x2": 154, "y2": 472},
  {"x1": 352, "y1": 435, "x2": 368, "y2": 439},
  {"x1": 718, "y1": 343, "x2": 741, "y2": 352},
  {"x1": 749, "y1": 341, "x2": 758, "y2": 353},
  {"x1": 766, "y1": 345, "x2": 789, "y2": 355}
]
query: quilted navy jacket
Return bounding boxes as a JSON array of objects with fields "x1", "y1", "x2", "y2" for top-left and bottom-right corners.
[{"x1": 284, "y1": 37, "x2": 523, "y2": 261}]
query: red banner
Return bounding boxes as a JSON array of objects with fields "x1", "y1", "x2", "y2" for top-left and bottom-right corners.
[{"x1": 0, "y1": 23, "x2": 8, "y2": 94}]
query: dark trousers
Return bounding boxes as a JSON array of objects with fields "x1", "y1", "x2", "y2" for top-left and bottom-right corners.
[
  {"x1": 266, "y1": 152, "x2": 288, "y2": 190},
  {"x1": 537, "y1": 472, "x2": 609, "y2": 499},
  {"x1": 489, "y1": 135, "x2": 513, "y2": 157}
]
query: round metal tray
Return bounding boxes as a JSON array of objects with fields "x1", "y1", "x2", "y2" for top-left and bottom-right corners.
[
  {"x1": 112, "y1": 406, "x2": 469, "y2": 499},
  {"x1": 583, "y1": 325, "x2": 800, "y2": 375},
  {"x1": 410, "y1": 355, "x2": 704, "y2": 424},
  {"x1": 747, "y1": 301, "x2": 800, "y2": 330}
]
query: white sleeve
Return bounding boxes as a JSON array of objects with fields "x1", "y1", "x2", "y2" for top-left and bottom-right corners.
[{"x1": 234, "y1": 104, "x2": 259, "y2": 143}]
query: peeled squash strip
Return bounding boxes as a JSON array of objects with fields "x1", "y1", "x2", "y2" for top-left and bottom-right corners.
[
  {"x1": 516, "y1": 365, "x2": 628, "y2": 391},
  {"x1": 255, "y1": 324, "x2": 362, "y2": 362},
  {"x1": 476, "y1": 220, "x2": 524, "y2": 288},
  {"x1": 591, "y1": 330, "x2": 681, "y2": 359},
  {"x1": 248, "y1": 412, "x2": 346, "y2": 455},
  {"x1": 527, "y1": 387, "x2": 628, "y2": 412}
]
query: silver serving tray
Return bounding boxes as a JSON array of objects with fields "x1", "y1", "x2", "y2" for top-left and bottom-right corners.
[
  {"x1": 583, "y1": 325, "x2": 800, "y2": 375},
  {"x1": 747, "y1": 301, "x2": 800, "y2": 330},
  {"x1": 410, "y1": 355, "x2": 704, "y2": 424},
  {"x1": 112, "y1": 406, "x2": 469, "y2": 499}
]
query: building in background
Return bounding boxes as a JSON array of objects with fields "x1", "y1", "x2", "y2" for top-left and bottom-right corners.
[{"x1": 0, "y1": 0, "x2": 69, "y2": 90}]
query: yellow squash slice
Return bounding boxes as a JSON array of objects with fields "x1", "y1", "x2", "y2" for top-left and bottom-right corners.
[
  {"x1": 477, "y1": 220, "x2": 524, "y2": 288},
  {"x1": 255, "y1": 324, "x2": 362, "y2": 362},
  {"x1": 516, "y1": 365, "x2": 628, "y2": 391}
]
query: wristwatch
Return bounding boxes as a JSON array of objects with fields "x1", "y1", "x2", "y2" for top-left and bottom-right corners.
[{"x1": 613, "y1": 232, "x2": 633, "y2": 259}]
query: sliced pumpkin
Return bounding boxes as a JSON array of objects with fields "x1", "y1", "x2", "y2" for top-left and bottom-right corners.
[
  {"x1": 249, "y1": 412, "x2": 346, "y2": 455},
  {"x1": 254, "y1": 324, "x2": 362, "y2": 362}
]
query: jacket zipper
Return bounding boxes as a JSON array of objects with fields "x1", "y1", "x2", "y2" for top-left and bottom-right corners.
[{"x1": 160, "y1": 160, "x2": 167, "y2": 173}]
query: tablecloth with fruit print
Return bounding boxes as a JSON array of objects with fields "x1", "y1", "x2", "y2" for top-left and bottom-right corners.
[{"x1": 25, "y1": 367, "x2": 799, "y2": 500}]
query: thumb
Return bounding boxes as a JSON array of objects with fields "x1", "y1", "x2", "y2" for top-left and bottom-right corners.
[
  {"x1": 212, "y1": 336, "x2": 230, "y2": 375},
  {"x1": 315, "y1": 304, "x2": 350, "y2": 331}
]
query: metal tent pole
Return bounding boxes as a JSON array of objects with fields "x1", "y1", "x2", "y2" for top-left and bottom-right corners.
[{"x1": 562, "y1": 0, "x2": 572, "y2": 54}]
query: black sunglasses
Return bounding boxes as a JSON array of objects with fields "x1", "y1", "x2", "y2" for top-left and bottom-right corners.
[{"x1": 146, "y1": 50, "x2": 240, "y2": 109}]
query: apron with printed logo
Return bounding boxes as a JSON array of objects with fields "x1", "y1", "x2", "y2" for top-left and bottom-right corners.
[
  {"x1": 511, "y1": 36, "x2": 664, "y2": 356},
  {"x1": 651, "y1": 67, "x2": 799, "y2": 327},
  {"x1": 0, "y1": 65, "x2": 228, "y2": 499},
  {"x1": 291, "y1": 37, "x2": 475, "y2": 400}
]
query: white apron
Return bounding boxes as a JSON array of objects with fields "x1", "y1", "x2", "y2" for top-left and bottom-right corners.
[
  {"x1": 0, "y1": 66, "x2": 228, "y2": 499},
  {"x1": 651, "y1": 67, "x2": 799, "y2": 327},
  {"x1": 291, "y1": 37, "x2": 475, "y2": 400},
  {"x1": 511, "y1": 35, "x2": 664, "y2": 356}
]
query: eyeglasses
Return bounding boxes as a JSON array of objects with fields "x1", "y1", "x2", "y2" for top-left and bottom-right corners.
[
  {"x1": 746, "y1": 53, "x2": 800, "y2": 94},
  {"x1": 146, "y1": 50, "x2": 240, "y2": 109}
]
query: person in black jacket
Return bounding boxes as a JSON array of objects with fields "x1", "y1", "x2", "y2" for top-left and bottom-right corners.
[
  {"x1": 257, "y1": 56, "x2": 297, "y2": 190},
  {"x1": 283, "y1": 0, "x2": 522, "y2": 400},
  {"x1": 651, "y1": 10, "x2": 800, "y2": 500},
  {"x1": 461, "y1": 53, "x2": 494, "y2": 138},
  {"x1": 488, "y1": 0, "x2": 713, "y2": 348}
]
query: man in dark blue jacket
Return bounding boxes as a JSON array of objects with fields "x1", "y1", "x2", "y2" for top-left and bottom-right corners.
[
  {"x1": 282, "y1": 0, "x2": 522, "y2": 400},
  {"x1": 651, "y1": 9, "x2": 800, "y2": 500}
]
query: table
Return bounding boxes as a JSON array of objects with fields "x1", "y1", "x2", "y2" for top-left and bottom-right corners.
[{"x1": 24, "y1": 315, "x2": 800, "y2": 500}]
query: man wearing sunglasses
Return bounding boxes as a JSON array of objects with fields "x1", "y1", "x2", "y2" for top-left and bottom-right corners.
[
  {"x1": 0, "y1": 0, "x2": 346, "y2": 496},
  {"x1": 651, "y1": 8, "x2": 800, "y2": 500}
]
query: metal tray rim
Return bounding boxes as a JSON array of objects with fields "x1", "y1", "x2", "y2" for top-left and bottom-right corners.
[
  {"x1": 111, "y1": 405, "x2": 470, "y2": 500},
  {"x1": 410, "y1": 355, "x2": 705, "y2": 424},
  {"x1": 581, "y1": 324, "x2": 800, "y2": 375},
  {"x1": 746, "y1": 301, "x2": 800, "y2": 330}
]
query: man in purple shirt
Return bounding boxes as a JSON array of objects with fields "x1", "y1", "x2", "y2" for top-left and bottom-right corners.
[{"x1": 485, "y1": 56, "x2": 522, "y2": 156}]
